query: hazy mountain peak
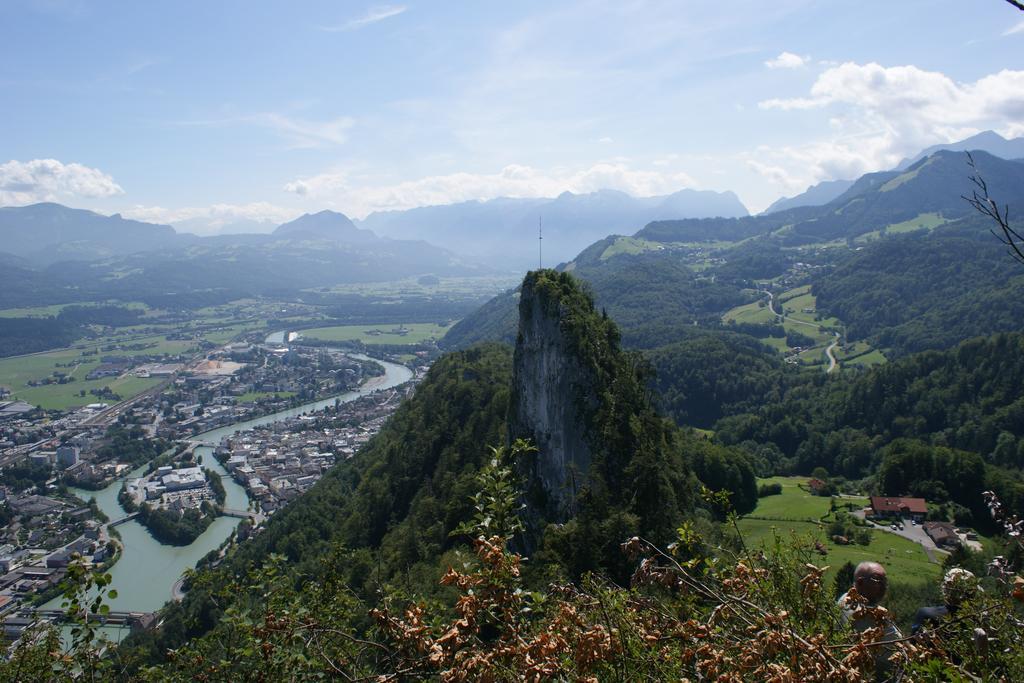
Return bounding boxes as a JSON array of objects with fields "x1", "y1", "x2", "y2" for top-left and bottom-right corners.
[
  {"x1": 897, "y1": 130, "x2": 1024, "y2": 170},
  {"x1": 274, "y1": 209, "x2": 378, "y2": 243},
  {"x1": 762, "y1": 179, "x2": 856, "y2": 215},
  {"x1": 0, "y1": 202, "x2": 180, "y2": 264},
  {"x1": 763, "y1": 131, "x2": 1024, "y2": 215}
]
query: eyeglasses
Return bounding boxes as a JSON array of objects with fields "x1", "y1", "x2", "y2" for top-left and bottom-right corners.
[{"x1": 861, "y1": 575, "x2": 886, "y2": 585}]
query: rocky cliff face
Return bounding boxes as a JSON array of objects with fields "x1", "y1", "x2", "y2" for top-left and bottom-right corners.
[{"x1": 509, "y1": 271, "x2": 599, "y2": 521}]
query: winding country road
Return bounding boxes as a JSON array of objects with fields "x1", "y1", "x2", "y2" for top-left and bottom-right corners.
[
  {"x1": 765, "y1": 290, "x2": 840, "y2": 373},
  {"x1": 825, "y1": 334, "x2": 840, "y2": 374}
]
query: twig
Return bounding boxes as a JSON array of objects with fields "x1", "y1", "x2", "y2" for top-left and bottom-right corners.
[{"x1": 963, "y1": 152, "x2": 1024, "y2": 264}]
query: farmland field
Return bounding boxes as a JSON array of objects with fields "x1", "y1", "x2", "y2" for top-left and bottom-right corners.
[
  {"x1": 600, "y1": 236, "x2": 664, "y2": 260},
  {"x1": 736, "y1": 518, "x2": 940, "y2": 586},
  {"x1": 300, "y1": 322, "x2": 453, "y2": 345},
  {"x1": 0, "y1": 327, "x2": 241, "y2": 410},
  {"x1": 738, "y1": 477, "x2": 936, "y2": 586},
  {"x1": 9, "y1": 375, "x2": 163, "y2": 411},
  {"x1": 722, "y1": 299, "x2": 777, "y2": 325}
]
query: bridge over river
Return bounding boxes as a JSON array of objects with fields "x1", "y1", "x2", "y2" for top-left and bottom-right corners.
[
  {"x1": 29, "y1": 609, "x2": 157, "y2": 630},
  {"x1": 108, "y1": 512, "x2": 138, "y2": 527}
]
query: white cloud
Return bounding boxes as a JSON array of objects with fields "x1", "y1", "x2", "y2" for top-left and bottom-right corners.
[
  {"x1": 319, "y1": 5, "x2": 406, "y2": 32},
  {"x1": 177, "y1": 113, "x2": 354, "y2": 149},
  {"x1": 759, "y1": 62, "x2": 1024, "y2": 127},
  {"x1": 764, "y1": 51, "x2": 808, "y2": 69},
  {"x1": 1004, "y1": 20, "x2": 1024, "y2": 36},
  {"x1": 123, "y1": 202, "x2": 301, "y2": 235},
  {"x1": 751, "y1": 62, "x2": 1024, "y2": 194},
  {"x1": 0, "y1": 158, "x2": 123, "y2": 206},
  {"x1": 284, "y1": 162, "x2": 699, "y2": 218},
  {"x1": 745, "y1": 160, "x2": 804, "y2": 193},
  {"x1": 255, "y1": 113, "x2": 354, "y2": 148}
]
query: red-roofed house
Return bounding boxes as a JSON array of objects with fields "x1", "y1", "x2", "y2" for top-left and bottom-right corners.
[
  {"x1": 807, "y1": 478, "x2": 827, "y2": 494},
  {"x1": 869, "y1": 496, "x2": 928, "y2": 521}
]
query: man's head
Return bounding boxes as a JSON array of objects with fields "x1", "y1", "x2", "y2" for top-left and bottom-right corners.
[
  {"x1": 853, "y1": 561, "x2": 888, "y2": 603},
  {"x1": 942, "y1": 568, "x2": 981, "y2": 607}
]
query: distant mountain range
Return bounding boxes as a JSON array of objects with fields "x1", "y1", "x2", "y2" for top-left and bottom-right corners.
[
  {"x1": 445, "y1": 146, "x2": 1024, "y2": 351},
  {"x1": 0, "y1": 204, "x2": 491, "y2": 309},
  {"x1": 274, "y1": 210, "x2": 379, "y2": 244},
  {"x1": 0, "y1": 202, "x2": 187, "y2": 263},
  {"x1": 896, "y1": 130, "x2": 1024, "y2": 170},
  {"x1": 762, "y1": 179, "x2": 856, "y2": 215},
  {"x1": 357, "y1": 188, "x2": 748, "y2": 268},
  {"x1": 644, "y1": 150, "x2": 1024, "y2": 246},
  {"x1": 763, "y1": 130, "x2": 1024, "y2": 214}
]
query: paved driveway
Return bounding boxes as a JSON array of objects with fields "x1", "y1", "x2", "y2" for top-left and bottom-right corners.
[{"x1": 852, "y1": 511, "x2": 945, "y2": 561}]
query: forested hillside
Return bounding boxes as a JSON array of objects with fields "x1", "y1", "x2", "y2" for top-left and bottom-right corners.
[
  {"x1": 716, "y1": 333, "x2": 1024, "y2": 523},
  {"x1": 815, "y1": 219, "x2": 1024, "y2": 356},
  {"x1": 123, "y1": 272, "x2": 759, "y2": 667},
  {"x1": 635, "y1": 150, "x2": 1024, "y2": 249},
  {"x1": 443, "y1": 241, "x2": 751, "y2": 351},
  {"x1": 124, "y1": 342, "x2": 514, "y2": 661},
  {"x1": 645, "y1": 332, "x2": 796, "y2": 429}
]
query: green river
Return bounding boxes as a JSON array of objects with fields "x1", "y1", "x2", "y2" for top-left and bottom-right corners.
[{"x1": 42, "y1": 354, "x2": 412, "y2": 640}]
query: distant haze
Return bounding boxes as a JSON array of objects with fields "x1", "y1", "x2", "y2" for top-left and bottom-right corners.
[{"x1": 1, "y1": 3, "x2": 1019, "y2": 222}]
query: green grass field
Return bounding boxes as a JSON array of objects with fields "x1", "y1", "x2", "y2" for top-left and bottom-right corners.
[
  {"x1": 10, "y1": 375, "x2": 163, "y2": 411},
  {"x1": 234, "y1": 391, "x2": 296, "y2": 403},
  {"x1": 747, "y1": 476, "x2": 834, "y2": 520},
  {"x1": 722, "y1": 299, "x2": 777, "y2": 325},
  {"x1": 300, "y1": 322, "x2": 453, "y2": 346},
  {"x1": 0, "y1": 329, "x2": 225, "y2": 410},
  {"x1": 0, "y1": 301, "x2": 150, "y2": 318},
  {"x1": 832, "y1": 342, "x2": 887, "y2": 369},
  {"x1": 736, "y1": 519, "x2": 940, "y2": 586},
  {"x1": 796, "y1": 345, "x2": 828, "y2": 365},
  {"x1": 778, "y1": 287, "x2": 841, "y2": 329},
  {"x1": 760, "y1": 336, "x2": 791, "y2": 353},
  {"x1": 855, "y1": 212, "x2": 947, "y2": 243},
  {"x1": 308, "y1": 276, "x2": 520, "y2": 299},
  {"x1": 738, "y1": 477, "x2": 937, "y2": 586},
  {"x1": 600, "y1": 236, "x2": 664, "y2": 260},
  {"x1": 843, "y1": 349, "x2": 888, "y2": 368},
  {"x1": 777, "y1": 285, "x2": 811, "y2": 303}
]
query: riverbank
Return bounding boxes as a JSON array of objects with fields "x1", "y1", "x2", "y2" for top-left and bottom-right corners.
[{"x1": 40, "y1": 353, "x2": 414, "y2": 618}]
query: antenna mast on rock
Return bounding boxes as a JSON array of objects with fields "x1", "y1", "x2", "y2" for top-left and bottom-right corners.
[{"x1": 538, "y1": 216, "x2": 543, "y2": 269}]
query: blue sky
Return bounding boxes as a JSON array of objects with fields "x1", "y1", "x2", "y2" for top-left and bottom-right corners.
[{"x1": 1, "y1": 0, "x2": 1022, "y2": 233}]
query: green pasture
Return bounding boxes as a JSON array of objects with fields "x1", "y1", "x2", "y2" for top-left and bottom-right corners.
[
  {"x1": 797, "y1": 345, "x2": 828, "y2": 365},
  {"x1": 0, "y1": 331, "x2": 205, "y2": 410},
  {"x1": 309, "y1": 276, "x2": 520, "y2": 299},
  {"x1": 300, "y1": 322, "x2": 453, "y2": 346},
  {"x1": 778, "y1": 288, "x2": 841, "y2": 329},
  {"x1": 843, "y1": 349, "x2": 888, "y2": 368},
  {"x1": 0, "y1": 301, "x2": 150, "y2": 318},
  {"x1": 722, "y1": 299, "x2": 777, "y2": 325},
  {"x1": 760, "y1": 336, "x2": 791, "y2": 353},
  {"x1": 833, "y1": 341, "x2": 887, "y2": 369},
  {"x1": 234, "y1": 391, "x2": 296, "y2": 403},
  {"x1": 747, "y1": 476, "x2": 834, "y2": 520},
  {"x1": 783, "y1": 319, "x2": 833, "y2": 346},
  {"x1": 11, "y1": 375, "x2": 162, "y2": 411},
  {"x1": 600, "y1": 237, "x2": 664, "y2": 260},
  {"x1": 736, "y1": 518, "x2": 940, "y2": 586},
  {"x1": 200, "y1": 323, "x2": 262, "y2": 344},
  {"x1": 855, "y1": 212, "x2": 947, "y2": 243},
  {"x1": 777, "y1": 285, "x2": 811, "y2": 303},
  {"x1": 835, "y1": 341, "x2": 870, "y2": 359},
  {"x1": 738, "y1": 477, "x2": 936, "y2": 586}
]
